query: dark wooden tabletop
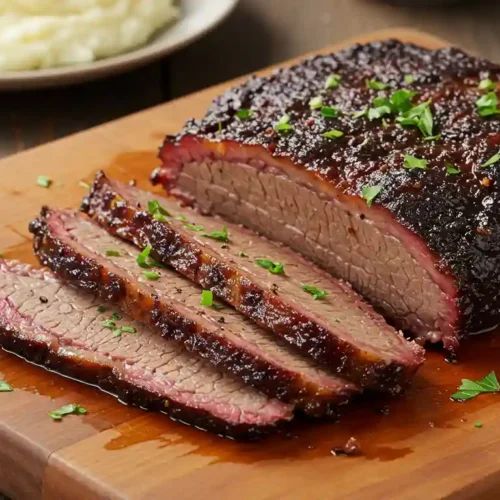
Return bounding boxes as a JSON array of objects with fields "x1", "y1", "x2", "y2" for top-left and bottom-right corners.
[
  {"x1": 1, "y1": 0, "x2": 500, "y2": 160},
  {"x1": 0, "y1": 0, "x2": 498, "y2": 160}
]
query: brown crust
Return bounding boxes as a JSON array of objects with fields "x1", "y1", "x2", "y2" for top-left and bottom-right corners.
[
  {"x1": 29, "y1": 208, "x2": 354, "y2": 415},
  {"x1": 80, "y1": 172, "x2": 423, "y2": 394}
]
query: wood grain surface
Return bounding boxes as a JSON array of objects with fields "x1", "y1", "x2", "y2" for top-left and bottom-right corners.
[{"x1": 2, "y1": 29, "x2": 500, "y2": 500}]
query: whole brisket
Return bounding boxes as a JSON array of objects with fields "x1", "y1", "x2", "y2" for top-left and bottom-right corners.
[
  {"x1": 0, "y1": 260, "x2": 293, "y2": 438},
  {"x1": 153, "y1": 40, "x2": 500, "y2": 350},
  {"x1": 29, "y1": 209, "x2": 360, "y2": 415},
  {"x1": 82, "y1": 172, "x2": 423, "y2": 394}
]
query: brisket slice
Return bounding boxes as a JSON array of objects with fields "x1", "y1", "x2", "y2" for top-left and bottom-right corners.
[
  {"x1": 82, "y1": 172, "x2": 423, "y2": 394},
  {"x1": 29, "y1": 209, "x2": 359, "y2": 415},
  {"x1": 153, "y1": 39, "x2": 500, "y2": 350},
  {"x1": 0, "y1": 260, "x2": 293, "y2": 439}
]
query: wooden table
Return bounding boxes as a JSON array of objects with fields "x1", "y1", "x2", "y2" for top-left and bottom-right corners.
[{"x1": 1, "y1": 0, "x2": 500, "y2": 159}]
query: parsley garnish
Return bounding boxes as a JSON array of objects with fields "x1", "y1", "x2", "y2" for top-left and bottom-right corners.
[
  {"x1": 212, "y1": 302, "x2": 225, "y2": 311},
  {"x1": 218, "y1": 122, "x2": 222, "y2": 134},
  {"x1": 255, "y1": 259, "x2": 285, "y2": 275},
  {"x1": 368, "y1": 97, "x2": 392, "y2": 120},
  {"x1": 105, "y1": 250, "x2": 120, "y2": 257},
  {"x1": 78, "y1": 181, "x2": 91, "y2": 189},
  {"x1": 309, "y1": 96, "x2": 323, "y2": 110},
  {"x1": 301, "y1": 285, "x2": 327, "y2": 300},
  {"x1": 361, "y1": 185, "x2": 382, "y2": 207},
  {"x1": 202, "y1": 226, "x2": 229, "y2": 243},
  {"x1": 476, "y1": 92, "x2": 500, "y2": 117},
  {"x1": 404, "y1": 154, "x2": 428, "y2": 170},
  {"x1": 113, "y1": 326, "x2": 136, "y2": 337},
  {"x1": 143, "y1": 271, "x2": 160, "y2": 280},
  {"x1": 97, "y1": 306, "x2": 106, "y2": 313},
  {"x1": 275, "y1": 114, "x2": 293, "y2": 134},
  {"x1": 352, "y1": 109, "x2": 367, "y2": 119},
  {"x1": 404, "y1": 74, "x2": 415, "y2": 85},
  {"x1": 148, "y1": 200, "x2": 171, "y2": 218},
  {"x1": 201, "y1": 290, "x2": 213, "y2": 307},
  {"x1": 175, "y1": 215, "x2": 187, "y2": 222},
  {"x1": 366, "y1": 79, "x2": 389, "y2": 90},
  {"x1": 48, "y1": 404, "x2": 87, "y2": 421},
  {"x1": 136, "y1": 244, "x2": 165, "y2": 269},
  {"x1": 479, "y1": 78, "x2": 496, "y2": 91},
  {"x1": 185, "y1": 223, "x2": 204, "y2": 232},
  {"x1": 322, "y1": 130, "x2": 344, "y2": 139},
  {"x1": 396, "y1": 100, "x2": 434, "y2": 137},
  {"x1": 325, "y1": 74, "x2": 341, "y2": 89},
  {"x1": 482, "y1": 151, "x2": 500, "y2": 167},
  {"x1": 236, "y1": 108, "x2": 253, "y2": 120},
  {"x1": 451, "y1": 371, "x2": 500, "y2": 401},
  {"x1": 475, "y1": 422, "x2": 484, "y2": 428},
  {"x1": 320, "y1": 106, "x2": 339, "y2": 118},
  {"x1": 37, "y1": 175, "x2": 52, "y2": 188},
  {"x1": 102, "y1": 320, "x2": 116, "y2": 329},
  {"x1": 0, "y1": 380, "x2": 13, "y2": 392},
  {"x1": 446, "y1": 163, "x2": 461, "y2": 175},
  {"x1": 111, "y1": 312, "x2": 121, "y2": 321},
  {"x1": 423, "y1": 134, "x2": 441, "y2": 142}
]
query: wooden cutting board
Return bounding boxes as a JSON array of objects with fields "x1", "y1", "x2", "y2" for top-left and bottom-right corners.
[{"x1": 1, "y1": 28, "x2": 500, "y2": 500}]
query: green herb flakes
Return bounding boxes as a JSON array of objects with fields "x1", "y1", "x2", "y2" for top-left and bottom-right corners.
[
  {"x1": 366, "y1": 79, "x2": 389, "y2": 91},
  {"x1": 320, "y1": 106, "x2": 339, "y2": 118},
  {"x1": 474, "y1": 422, "x2": 484, "y2": 428},
  {"x1": 102, "y1": 320, "x2": 116, "y2": 329},
  {"x1": 479, "y1": 78, "x2": 496, "y2": 92},
  {"x1": 322, "y1": 130, "x2": 344, "y2": 140},
  {"x1": 275, "y1": 114, "x2": 293, "y2": 133},
  {"x1": 201, "y1": 290, "x2": 213, "y2": 307},
  {"x1": 309, "y1": 96, "x2": 323, "y2": 110},
  {"x1": 0, "y1": 380, "x2": 13, "y2": 392},
  {"x1": 255, "y1": 259, "x2": 285, "y2": 275},
  {"x1": 396, "y1": 100, "x2": 434, "y2": 138},
  {"x1": 202, "y1": 226, "x2": 229, "y2": 243},
  {"x1": 185, "y1": 223, "x2": 204, "y2": 232},
  {"x1": 97, "y1": 306, "x2": 106, "y2": 314},
  {"x1": 175, "y1": 215, "x2": 187, "y2": 222},
  {"x1": 361, "y1": 185, "x2": 382, "y2": 208},
  {"x1": 236, "y1": 108, "x2": 253, "y2": 120},
  {"x1": 37, "y1": 175, "x2": 52, "y2": 188},
  {"x1": 111, "y1": 312, "x2": 121, "y2": 321},
  {"x1": 451, "y1": 371, "x2": 500, "y2": 401},
  {"x1": 404, "y1": 154, "x2": 428, "y2": 170},
  {"x1": 404, "y1": 74, "x2": 415, "y2": 85},
  {"x1": 352, "y1": 109, "x2": 367, "y2": 119},
  {"x1": 446, "y1": 163, "x2": 461, "y2": 175},
  {"x1": 325, "y1": 74, "x2": 341, "y2": 89},
  {"x1": 113, "y1": 326, "x2": 137, "y2": 337},
  {"x1": 143, "y1": 270, "x2": 160, "y2": 280},
  {"x1": 48, "y1": 404, "x2": 87, "y2": 421},
  {"x1": 301, "y1": 285, "x2": 327, "y2": 300},
  {"x1": 482, "y1": 151, "x2": 500, "y2": 168},
  {"x1": 476, "y1": 92, "x2": 500, "y2": 117},
  {"x1": 148, "y1": 199, "x2": 171, "y2": 218},
  {"x1": 105, "y1": 250, "x2": 120, "y2": 257}
]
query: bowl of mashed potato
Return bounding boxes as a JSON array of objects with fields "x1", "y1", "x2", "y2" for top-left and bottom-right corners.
[{"x1": 0, "y1": 0, "x2": 239, "y2": 89}]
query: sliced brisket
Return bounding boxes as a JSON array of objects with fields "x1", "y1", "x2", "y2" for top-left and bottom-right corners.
[
  {"x1": 153, "y1": 40, "x2": 500, "y2": 350},
  {"x1": 0, "y1": 260, "x2": 293, "y2": 438},
  {"x1": 82, "y1": 172, "x2": 423, "y2": 394},
  {"x1": 29, "y1": 209, "x2": 359, "y2": 415}
]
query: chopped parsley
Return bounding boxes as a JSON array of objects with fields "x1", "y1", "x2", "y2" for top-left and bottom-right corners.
[
  {"x1": 476, "y1": 92, "x2": 500, "y2": 117},
  {"x1": 137, "y1": 244, "x2": 165, "y2": 269},
  {"x1": 320, "y1": 106, "x2": 339, "y2": 118},
  {"x1": 368, "y1": 99, "x2": 392, "y2": 120},
  {"x1": 185, "y1": 223, "x2": 204, "y2": 232},
  {"x1": 396, "y1": 100, "x2": 434, "y2": 137},
  {"x1": 446, "y1": 163, "x2": 461, "y2": 175},
  {"x1": 275, "y1": 114, "x2": 293, "y2": 133},
  {"x1": 201, "y1": 290, "x2": 213, "y2": 307},
  {"x1": 78, "y1": 181, "x2": 91, "y2": 189},
  {"x1": 482, "y1": 151, "x2": 500, "y2": 168},
  {"x1": 423, "y1": 134, "x2": 441, "y2": 142},
  {"x1": 366, "y1": 79, "x2": 389, "y2": 90},
  {"x1": 301, "y1": 284, "x2": 327, "y2": 300},
  {"x1": 48, "y1": 404, "x2": 87, "y2": 421},
  {"x1": 255, "y1": 259, "x2": 285, "y2": 275},
  {"x1": 143, "y1": 270, "x2": 160, "y2": 280},
  {"x1": 361, "y1": 185, "x2": 382, "y2": 207},
  {"x1": 404, "y1": 154, "x2": 428, "y2": 170},
  {"x1": 202, "y1": 226, "x2": 229, "y2": 243},
  {"x1": 111, "y1": 312, "x2": 121, "y2": 321},
  {"x1": 148, "y1": 200, "x2": 171, "y2": 218},
  {"x1": 451, "y1": 371, "x2": 500, "y2": 401},
  {"x1": 212, "y1": 302, "x2": 225, "y2": 311},
  {"x1": 325, "y1": 74, "x2": 341, "y2": 89},
  {"x1": 479, "y1": 78, "x2": 496, "y2": 91},
  {"x1": 97, "y1": 306, "x2": 106, "y2": 313},
  {"x1": 105, "y1": 250, "x2": 120, "y2": 257},
  {"x1": 474, "y1": 422, "x2": 484, "y2": 428},
  {"x1": 175, "y1": 215, "x2": 187, "y2": 222},
  {"x1": 102, "y1": 320, "x2": 116, "y2": 329},
  {"x1": 113, "y1": 326, "x2": 136, "y2": 337},
  {"x1": 37, "y1": 175, "x2": 52, "y2": 188},
  {"x1": 218, "y1": 122, "x2": 222, "y2": 134},
  {"x1": 322, "y1": 130, "x2": 344, "y2": 139},
  {"x1": 309, "y1": 96, "x2": 323, "y2": 110},
  {"x1": 236, "y1": 108, "x2": 253, "y2": 120},
  {"x1": 0, "y1": 380, "x2": 13, "y2": 392},
  {"x1": 404, "y1": 74, "x2": 415, "y2": 85},
  {"x1": 352, "y1": 109, "x2": 367, "y2": 119}
]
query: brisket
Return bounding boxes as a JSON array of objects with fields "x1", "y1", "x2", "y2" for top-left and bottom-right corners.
[
  {"x1": 0, "y1": 260, "x2": 293, "y2": 439},
  {"x1": 29, "y1": 209, "x2": 359, "y2": 415},
  {"x1": 82, "y1": 172, "x2": 423, "y2": 393},
  {"x1": 153, "y1": 39, "x2": 500, "y2": 350}
]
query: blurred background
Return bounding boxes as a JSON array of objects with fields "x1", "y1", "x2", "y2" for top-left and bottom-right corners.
[{"x1": 0, "y1": 0, "x2": 498, "y2": 158}]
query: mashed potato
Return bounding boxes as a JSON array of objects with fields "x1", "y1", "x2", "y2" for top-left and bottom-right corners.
[{"x1": 0, "y1": 0, "x2": 179, "y2": 71}]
